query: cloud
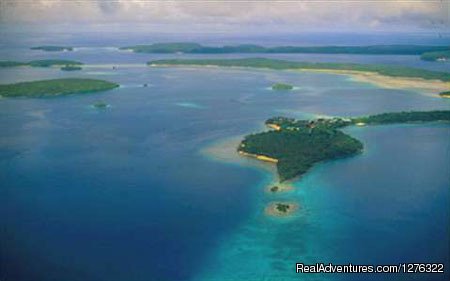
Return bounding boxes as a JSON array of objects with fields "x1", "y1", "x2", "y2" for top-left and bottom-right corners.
[{"x1": 0, "y1": 0, "x2": 448, "y2": 31}]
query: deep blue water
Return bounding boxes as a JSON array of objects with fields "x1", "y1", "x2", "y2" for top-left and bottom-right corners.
[{"x1": 0, "y1": 32, "x2": 449, "y2": 281}]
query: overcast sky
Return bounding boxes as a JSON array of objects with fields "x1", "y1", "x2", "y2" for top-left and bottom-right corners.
[{"x1": 0, "y1": 0, "x2": 448, "y2": 32}]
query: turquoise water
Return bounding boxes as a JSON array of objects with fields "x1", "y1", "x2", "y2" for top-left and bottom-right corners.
[{"x1": 1, "y1": 39, "x2": 449, "y2": 281}]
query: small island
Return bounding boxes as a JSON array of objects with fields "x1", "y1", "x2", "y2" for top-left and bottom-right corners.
[
  {"x1": 265, "y1": 202, "x2": 298, "y2": 217},
  {"x1": 0, "y1": 78, "x2": 119, "y2": 98},
  {"x1": 439, "y1": 91, "x2": 450, "y2": 98},
  {"x1": 31, "y1": 46, "x2": 73, "y2": 52},
  {"x1": 92, "y1": 101, "x2": 109, "y2": 109},
  {"x1": 0, "y1": 59, "x2": 83, "y2": 68},
  {"x1": 239, "y1": 110, "x2": 450, "y2": 182},
  {"x1": 272, "y1": 83, "x2": 294, "y2": 91},
  {"x1": 61, "y1": 65, "x2": 82, "y2": 71}
]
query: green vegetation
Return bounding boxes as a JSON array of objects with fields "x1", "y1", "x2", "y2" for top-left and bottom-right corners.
[
  {"x1": 240, "y1": 110, "x2": 450, "y2": 182},
  {"x1": 272, "y1": 83, "x2": 294, "y2": 90},
  {"x1": 0, "y1": 59, "x2": 83, "y2": 68},
  {"x1": 420, "y1": 50, "x2": 450, "y2": 62},
  {"x1": 92, "y1": 101, "x2": 109, "y2": 108},
  {"x1": 28, "y1": 60, "x2": 82, "y2": 67},
  {"x1": 120, "y1": 42, "x2": 203, "y2": 53},
  {"x1": 0, "y1": 61, "x2": 27, "y2": 67},
  {"x1": 31, "y1": 46, "x2": 73, "y2": 52},
  {"x1": 352, "y1": 110, "x2": 450, "y2": 125},
  {"x1": 0, "y1": 78, "x2": 119, "y2": 98},
  {"x1": 270, "y1": 186, "x2": 279, "y2": 192},
  {"x1": 439, "y1": 91, "x2": 450, "y2": 98},
  {"x1": 124, "y1": 42, "x2": 449, "y2": 55},
  {"x1": 276, "y1": 203, "x2": 290, "y2": 213},
  {"x1": 148, "y1": 58, "x2": 450, "y2": 82},
  {"x1": 61, "y1": 65, "x2": 82, "y2": 71}
]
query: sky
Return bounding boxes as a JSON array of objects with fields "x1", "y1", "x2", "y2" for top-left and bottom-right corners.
[{"x1": 0, "y1": 0, "x2": 448, "y2": 33}]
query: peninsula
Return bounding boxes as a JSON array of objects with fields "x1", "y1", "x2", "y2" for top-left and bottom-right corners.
[
  {"x1": 0, "y1": 59, "x2": 83, "y2": 68},
  {"x1": 0, "y1": 78, "x2": 119, "y2": 98},
  {"x1": 239, "y1": 110, "x2": 450, "y2": 182},
  {"x1": 31, "y1": 46, "x2": 74, "y2": 52},
  {"x1": 122, "y1": 42, "x2": 449, "y2": 55},
  {"x1": 148, "y1": 58, "x2": 450, "y2": 82}
]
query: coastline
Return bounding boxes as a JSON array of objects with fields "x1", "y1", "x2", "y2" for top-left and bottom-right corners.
[
  {"x1": 150, "y1": 64, "x2": 449, "y2": 95},
  {"x1": 299, "y1": 69, "x2": 450, "y2": 94},
  {"x1": 202, "y1": 135, "x2": 297, "y2": 217}
]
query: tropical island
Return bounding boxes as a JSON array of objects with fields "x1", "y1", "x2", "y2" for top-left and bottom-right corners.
[
  {"x1": 420, "y1": 50, "x2": 450, "y2": 62},
  {"x1": 31, "y1": 46, "x2": 74, "y2": 52},
  {"x1": 0, "y1": 78, "x2": 119, "y2": 98},
  {"x1": 239, "y1": 110, "x2": 450, "y2": 183},
  {"x1": 272, "y1": 83, "x2": 294, "y2": 90},
  {"x1": 265, "y1": 202, "x2": 298, "y2": 217},
  {"x1": 122, "y1": 42, "x2": 450, "y2": 55},
  {"x1": 0, "y1": 59, "x2": 83, "y2": 68},
  {"x1": 92, "y1": 101, "x2": 109, "y2": 108},
  {"x1": 61, "y1": 65, "x2": 82, "y2": 71}
]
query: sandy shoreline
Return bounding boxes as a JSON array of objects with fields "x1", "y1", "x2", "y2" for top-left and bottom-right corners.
[
  {"x1": 298, "y1": 69, "x2": 450, "y2": 95},
  {"x1": 265, "y1": 202, "x2": 299, "y2": 217},
  {"x1": 202, "y1": 135, "x2": 294, "y2": 192}
]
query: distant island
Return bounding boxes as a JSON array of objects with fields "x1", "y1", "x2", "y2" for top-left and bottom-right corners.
[
  {"x1": 0, "y1": 78, "x2": 119, "y2": 98},
  {"x1": 122, "y1": 42, "x2": 450, "y2": 56},
  {"x1": 31, "y1": 46, "x2": 73, "y2": 52},
  {"x1": 0, "y1": 59, "x2": 83, "y2": 68},
  {"x1": 148, "y1": 58, "x2": 450, "y2": 82},
  {"x1": 239, "y1": 110, "x2": 450, "y2": 182},
  {"x1": 92, "y1": 101, "x2": 109, "y2": 108},
  {"x1": 272, "y1": 83, "x2": 294, "y2": 90},
  {"x1": 420, "y1": 50, "x2": 450, "y2": 62},
  {"x1": 61, "y1": 65, "x2": 82, "y2": 71}
]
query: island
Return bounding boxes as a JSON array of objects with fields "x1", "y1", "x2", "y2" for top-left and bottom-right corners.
[
  {"x1": 0, "y1": 59, "x2": 83, "y2": 68},
  {"x1": 440, "y1": 91, "x2": 450, "y2": 98},
  {"x1": 239, "y1": 110, "x2": 450, "y2": 183},
  {"x1": 265, "y1": 202, "x2": 298, "y2": 217},
  {"x1": 148, "y1": 58, "x2": 450, "y2": 82},
  {"x1": 122, "y1": 42, "x2": 450, "y2": 55},
  {"x1": 0, "y1": 78, "x2": 119, "y2": 98},
  {"x1": 31, "y1": 46, "x2": 73, "y2": 52},
  {"x1": 61, "y1": 65, "x2": 82, "y2": 71},
  {"x1": 92, "y1": 101, "x2": 109, "y2": 108},
  {"x1": 420, "y1": 50, "x2": 450, "y2": 62},
  {"x1": 272, "y1": 83, "x2": 294, "y2": 90}
]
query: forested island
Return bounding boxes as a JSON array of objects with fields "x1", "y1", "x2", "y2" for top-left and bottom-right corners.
[
  {"x1": 122, "y1": 42, "x2": 449, "y2": 55},
  {"x1": 61, "y1": 65, "x2": 82, "y2": 71},
  {"x1": 31, "y1": 46, "x2": 74, "y2": 52},
  {"x1": 0, "y1": 59, "x2": 83, "y2": 68},
  {"x1": 272, "y1": 83, "x2": 294, "y2": 90},
  {"x1": 239, "y1": 110, "x2": 450, "y2": 182},
  {"x1": 148, "y1": 58, "x2": 450, "y2": 82},
  {"x1": 420, "y1": 50, "x2": 450, "y2": 62},
  {"x1": 0, "y1": 78, "x2": 119, "y2": 98}
]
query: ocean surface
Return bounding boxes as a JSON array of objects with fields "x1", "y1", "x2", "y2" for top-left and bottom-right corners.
[{"x1": 0, "y1": 31, "x2": 449, "y2": 281}]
